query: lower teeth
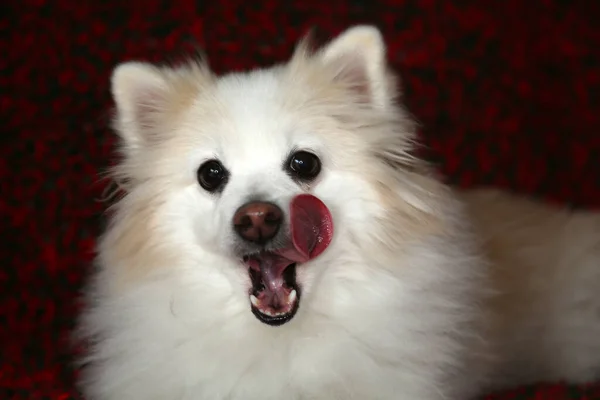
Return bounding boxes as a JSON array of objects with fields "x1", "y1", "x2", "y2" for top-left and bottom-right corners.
[
  {"x1": 263, "y1": 310, "x2": 285, "y2": 317},
  {"x1": 250, "y1": 289, "x2": 297, "y2": 317}
]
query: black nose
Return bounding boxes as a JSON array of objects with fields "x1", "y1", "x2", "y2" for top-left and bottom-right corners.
[{"x1": 233, "y1": 202, "x2": 283, "y2": 244}]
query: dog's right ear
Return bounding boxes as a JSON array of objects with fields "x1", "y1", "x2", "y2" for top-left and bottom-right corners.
[{"x1": 110, "y1": 62, "x2": 171, "y2": 154}]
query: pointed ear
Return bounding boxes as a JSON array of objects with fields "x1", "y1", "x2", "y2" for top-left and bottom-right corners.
[
  {"x1": 110, "y1": 62, "x2": 171, "y2": 152},
  {"x1": 318, "y1": 25, "x2": 395, "y2": 108}
]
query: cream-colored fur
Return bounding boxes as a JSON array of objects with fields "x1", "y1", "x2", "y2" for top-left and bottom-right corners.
[
  {"x1": 75, "y1": 26, "x2": 600, "y2": 400},
  {"x1": 463, "y1": 188, "x2": 600, "y2": 389}
]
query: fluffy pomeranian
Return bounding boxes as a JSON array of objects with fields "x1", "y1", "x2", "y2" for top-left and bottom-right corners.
[{"x1": 76, "y1": 26, "x2": 600, "y2": 400}]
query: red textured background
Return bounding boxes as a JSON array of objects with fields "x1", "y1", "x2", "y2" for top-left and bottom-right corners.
[{"x1": 1, "y1": 1, "x2": 600, "y2": 399}]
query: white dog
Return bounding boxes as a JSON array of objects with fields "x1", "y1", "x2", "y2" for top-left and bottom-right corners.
[{"x1": 76, "y1": 26, "x2": 600, "y2": 399}]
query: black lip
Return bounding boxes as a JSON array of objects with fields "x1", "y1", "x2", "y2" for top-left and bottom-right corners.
[{"x1": 251, "y1": 294, "x2": 300, "y2": 326}]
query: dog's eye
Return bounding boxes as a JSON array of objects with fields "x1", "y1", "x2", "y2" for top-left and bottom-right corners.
[
  {"x1": 287, "y1": 151, "x2": 321, "y2": 181},
  {"x1": 197, "y1": 160, "x2": 228, "y2": 192}
]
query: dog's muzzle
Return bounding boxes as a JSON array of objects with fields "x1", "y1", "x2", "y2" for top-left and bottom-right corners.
[{"x1": 236, "y1": 194, "x2": 334, "y2": 326}]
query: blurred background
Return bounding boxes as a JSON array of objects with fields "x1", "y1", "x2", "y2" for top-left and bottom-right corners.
[{"x1": 1, "y1": 1, "x2": 599, "y2": 399}]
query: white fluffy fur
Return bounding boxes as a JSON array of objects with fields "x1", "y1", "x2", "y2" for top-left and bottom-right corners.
[{"x1": 76, "y1": 26, "x2": 600, "y2": 399}]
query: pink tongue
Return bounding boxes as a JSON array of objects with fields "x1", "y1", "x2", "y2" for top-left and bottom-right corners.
[
  {"x1": 252, "y1": 195, "x2": 334, "y2": 292},
  {"x1": 278, "y1": 194, "x2": 334, "y2": 263}
]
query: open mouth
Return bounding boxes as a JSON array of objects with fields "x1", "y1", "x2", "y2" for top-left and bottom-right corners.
[
  {"x1": 242, "y1": 194, "x2": 334, "y2": 327},
  {"x1": 246, "y1": 254, "x2": 300, "y2": 326}
]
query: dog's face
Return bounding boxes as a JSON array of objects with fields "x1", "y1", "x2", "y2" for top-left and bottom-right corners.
[{"x1": 108, "y1": 26, "x2": 430, "y2": 327}]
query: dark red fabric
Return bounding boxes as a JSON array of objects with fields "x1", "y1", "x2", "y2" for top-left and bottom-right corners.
[{"x1": 2, "y1": 1, "x2": 599, "y2": 399}]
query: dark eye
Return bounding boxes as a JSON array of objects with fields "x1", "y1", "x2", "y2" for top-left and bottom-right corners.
[
  {"x1": 287, "y1": 151, "x2": 321, "y2": 181},
  {"x1": 197, "y1": 160, "x2": 228, "y2": 192}
]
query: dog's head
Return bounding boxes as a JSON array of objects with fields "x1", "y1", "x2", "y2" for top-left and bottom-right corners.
[{"x1": 106, "y1": 26, "x2": 439, "y2": 327}]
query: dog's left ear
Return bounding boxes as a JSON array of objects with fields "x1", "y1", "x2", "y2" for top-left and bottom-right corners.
[{"x1": 318, "y1": 25, "x2": 395, "y2": 108}]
